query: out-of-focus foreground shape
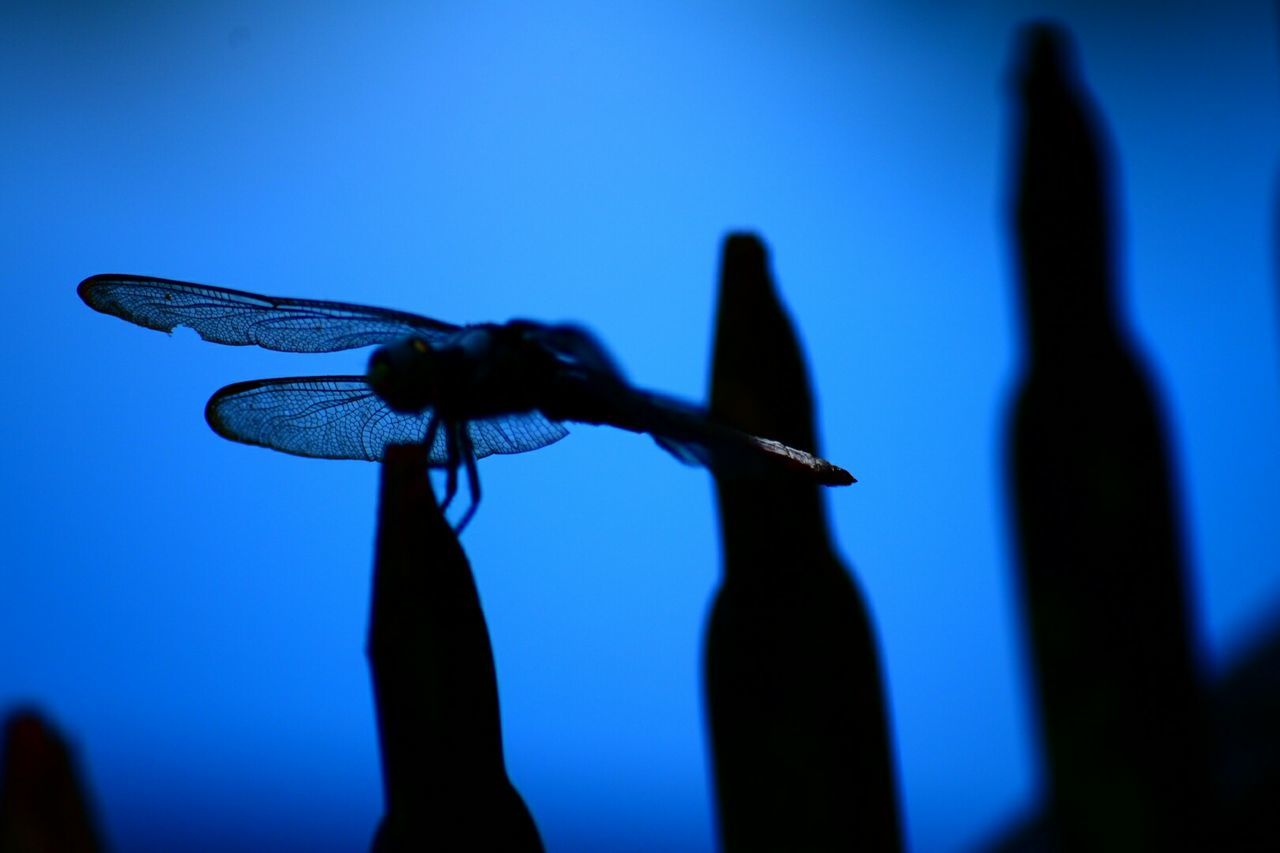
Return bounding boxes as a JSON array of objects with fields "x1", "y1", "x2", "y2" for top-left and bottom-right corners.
[
  {"x1": 1004, "y1": 21, "x2": 1213, "y2": 849},
  {"x1": 367, "y1": 444, "x2": 542, "y2": 852},
  {"x1": 0, "y1": 709, "x2": 102, "y2": 853},
  {"x1": 703, "y1": 233, "x2": 901, "y2": 851}
]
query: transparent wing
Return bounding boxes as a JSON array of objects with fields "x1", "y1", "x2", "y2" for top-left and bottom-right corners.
[
  {"x1": 206, "y1": 376, "x2": 568, "y2": 463},
  {"x1": 206, "y1": 376, "x2": 446, "y2": 461},
  {"x1": 79, "y1": 274, "x2": 462, "y2": 353},
  {"x1": 467, "y1": 413, "x2": 569, "y2": 457}
]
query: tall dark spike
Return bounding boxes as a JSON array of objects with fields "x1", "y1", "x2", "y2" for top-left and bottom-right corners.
[
  {"x1": 703, "y1": 233, "x2": 901, "y2": 850},
  {"x1": 1006, "y1": 22, "x2": 1212, "y2": 847},
  {"x1": 367, "y1": 444, "x2": 541, "y2": 851},
  {"x1": 0, "y1": 709, "x2": 102, "y2": 853}
]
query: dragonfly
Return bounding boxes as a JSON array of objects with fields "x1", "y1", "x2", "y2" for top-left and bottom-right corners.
[{"x1": 79, "y1": 274, "x2": 855, "y2": 529}]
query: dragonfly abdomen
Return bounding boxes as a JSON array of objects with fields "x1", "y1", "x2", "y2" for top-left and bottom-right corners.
[{"x1": 539, "y1": 372, "x2": 854, "y2": 486}]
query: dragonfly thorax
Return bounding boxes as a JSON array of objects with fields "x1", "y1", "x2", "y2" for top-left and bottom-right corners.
[{"x1": 367, "y1": 327, "x2": 551, "y2": 420}]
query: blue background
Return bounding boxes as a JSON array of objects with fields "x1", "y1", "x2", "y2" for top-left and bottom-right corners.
[{"x1": 3, "y1": 2, "x2": 1279, "y2": 850}]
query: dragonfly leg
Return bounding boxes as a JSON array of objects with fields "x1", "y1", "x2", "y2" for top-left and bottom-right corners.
[
  {"x1": 440, "y1": 421, "x2": 461, "y2": 513},
  {"x1": 454, "y1": 429, "x2": 481, "y2": 533}
]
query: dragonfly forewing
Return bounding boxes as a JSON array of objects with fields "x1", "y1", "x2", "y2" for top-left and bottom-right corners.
[{"x1": 79, "y1": 275, "x2": 462, "y2": 353}]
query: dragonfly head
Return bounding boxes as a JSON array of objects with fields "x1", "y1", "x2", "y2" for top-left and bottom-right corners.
[{"x1": 368, "y1": 337, "x2": 438, "y2": 413}]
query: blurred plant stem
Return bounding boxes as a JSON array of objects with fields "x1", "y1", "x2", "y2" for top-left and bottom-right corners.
[
  {"x1": 1006, "y1": 23, "x2": 1212, "y2": 849},
  {"x1": 703, "y1": 233, "x2": 901, "y2": 851},
  {"x1": 0, "y1": 709, "x2": 102, "y2": 853},
  {"x1": 367, "y1": 444, "x2": 541, "y2": 851}
]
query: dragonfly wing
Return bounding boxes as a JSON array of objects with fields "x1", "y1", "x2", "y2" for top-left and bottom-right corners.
[
  {"x1": 79, "y1": 274, "x2": 462, "y2": 352},
  {"x1": 205, "y1": 376, "x2": 449, "y2": 462},
  {"x1": 466, "y1": 413, "x2": 569, "y2": 459}
]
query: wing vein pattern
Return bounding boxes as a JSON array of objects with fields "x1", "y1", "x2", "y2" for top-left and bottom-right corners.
[
  {"x1": 79, "y1": 274, "x2": 462, "y2": 352},
  {"x1": 205, "y1": 376, "x2": 569, "y2": 463}
]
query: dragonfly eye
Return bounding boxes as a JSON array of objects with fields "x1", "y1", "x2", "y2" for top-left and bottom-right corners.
[
  {"x1": 367, "y1": 349, "x2": 397, "y2": 403},
  {"x1": 368, "y1": 341, "x2": 435, "y2": 414}
]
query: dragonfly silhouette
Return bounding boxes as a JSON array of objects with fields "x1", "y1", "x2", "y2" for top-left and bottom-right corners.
[{"x1": 79, "y1": 274, "x2": 854, "y2": 528}]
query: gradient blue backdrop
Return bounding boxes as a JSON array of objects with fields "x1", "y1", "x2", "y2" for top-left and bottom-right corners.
[{"x1": 3, "y1": 2, "x2": 1278, "y2": 850}]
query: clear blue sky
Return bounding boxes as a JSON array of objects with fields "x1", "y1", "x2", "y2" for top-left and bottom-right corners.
[{"x1": 3, "y1": 2, "x2": 1278, "y2": 850}]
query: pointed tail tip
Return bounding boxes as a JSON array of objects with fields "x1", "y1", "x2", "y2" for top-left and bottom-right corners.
[{"x1": 819, "y1": 461, "x2": 856, "y2": 486}]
